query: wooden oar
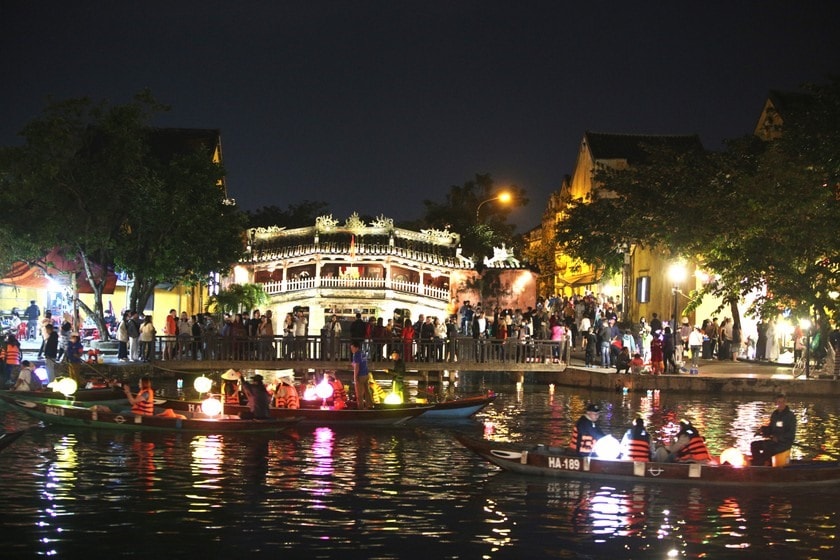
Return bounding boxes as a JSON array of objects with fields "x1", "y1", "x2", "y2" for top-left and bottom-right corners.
[{"x1": 793, "y1": 442, "x2": 840, "y2": 461}]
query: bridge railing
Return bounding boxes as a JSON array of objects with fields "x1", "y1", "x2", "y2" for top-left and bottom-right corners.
[{"x1": 140, "y1": 334, "x2": 572, "y2": 366}]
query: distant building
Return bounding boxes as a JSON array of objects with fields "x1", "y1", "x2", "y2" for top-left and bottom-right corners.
[{"x1": 235, "y1": 212, "x2": 537, "y2": 330}]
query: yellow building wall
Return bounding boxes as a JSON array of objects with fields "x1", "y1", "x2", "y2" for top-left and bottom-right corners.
[{"x1": 2, "y1": 283, "x2": 195, "y2": 336}]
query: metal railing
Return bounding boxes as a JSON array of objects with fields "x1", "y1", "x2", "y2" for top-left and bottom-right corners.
[
  {"x1": 259, "y1": 276, "x2": 449, "y2": 301},
  {"x1": 137, "y1": 334, "x2": 572, "y2": 366}
]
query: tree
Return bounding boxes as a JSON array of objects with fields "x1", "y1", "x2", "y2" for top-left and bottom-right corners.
[
  {"x1": 0, "y1": 93, "x2": 161, "y2": 338},
  {"x1": 555, "y1": 77, "x2": 840, "y2": 324},
  {"x1": 247, "y1": 200, "x2": 330, "y2": 229},
  {"x1": 206, "y1": 283, "x2": 269, "y2": 316},
  {"x1": 421, "y1": 173, "x2": 528, "y2": 261},
  {"x1": 0, "y1": 91, "x2": 248, "y2": 338},
  {"x1": 116, "y1": 145, "x2": 247, "y2": 314}
]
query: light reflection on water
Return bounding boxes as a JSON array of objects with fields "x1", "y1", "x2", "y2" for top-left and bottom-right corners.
[{"x1": 1, "y1": 383, "x2": 840, "y2": 559}]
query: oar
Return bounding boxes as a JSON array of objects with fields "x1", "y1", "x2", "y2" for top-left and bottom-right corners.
[{"x1": 793, "y1": 442, "x2": 840, "y2": 461}]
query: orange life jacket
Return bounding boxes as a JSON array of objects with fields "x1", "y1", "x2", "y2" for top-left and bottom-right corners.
[
  {"x1": 329, "y1": 379, "x2": 347, "y2": 409},
  {"x1": 568, "y1": 425, "x2": 596, "y2": 454},
  {"x1": 131, "y1": 388, "x2": 155, "y2": 416},
  {"x1": 677, "y1": 434, "x2": 712, "y2": 462},
  {"x1": 2, "y1": 344, "x2": 21, "y2": 365},
  {"x1": 626, "y1": 436, "x2": 651, "y2": 462},
  {"x1": 222, "y1": 381, "x2": 240, "y2": 404},
  {"x1": 274, "y1": 383, "x2": 300, "y2": 409}
]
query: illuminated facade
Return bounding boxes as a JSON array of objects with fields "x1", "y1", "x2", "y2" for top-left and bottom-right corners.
[{"x1": 236, "y1": 213, "x2": 537, "y2": 328}]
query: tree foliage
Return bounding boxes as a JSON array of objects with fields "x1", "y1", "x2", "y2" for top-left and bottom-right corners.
[
  {"x1": 206, "y1": 283, "x2": 269, "y2": 315},
  {"x1": 0, "y1": 91, "x2": 247, "y2": 337},
  {"x1": 555, "y1": 77, "x2": 840, "y2": 323},
  {"x1": 247, "y1": 200, "x2": 330, "y2": 229},
  {"x1": 421, "y1": 173, "x2": 529, "y2": 261}
]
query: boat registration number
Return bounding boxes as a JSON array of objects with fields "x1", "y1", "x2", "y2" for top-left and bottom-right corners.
[
  {"x1": 45, "y1": 406, "x2": 65, "y2": 417},
  {"x1": 548, "y1": 456, "x2": 582, "y2": 471}
]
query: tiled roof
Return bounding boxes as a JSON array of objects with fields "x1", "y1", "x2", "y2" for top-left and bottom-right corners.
[{"x1": 584, "y1": 131, "x2": 703, "y2": 165}]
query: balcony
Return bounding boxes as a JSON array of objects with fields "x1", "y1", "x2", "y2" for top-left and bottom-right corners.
[{"x1": 260, "y1": 276, "x2": 450, "y2": 301}]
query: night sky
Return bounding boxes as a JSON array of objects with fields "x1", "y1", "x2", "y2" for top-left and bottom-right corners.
[{"x1": 2, "y1": 2, "x2": 838, "y2": 231}]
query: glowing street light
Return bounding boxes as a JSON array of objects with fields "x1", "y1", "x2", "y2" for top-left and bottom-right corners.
[{"x1": 475, "y1": 191, "x2": 512, "y2": 221}]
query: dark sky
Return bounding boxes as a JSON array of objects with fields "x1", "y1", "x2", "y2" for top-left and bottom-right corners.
[{"x1": 2, "y1": 1, "x2": 838, "y2": 231}]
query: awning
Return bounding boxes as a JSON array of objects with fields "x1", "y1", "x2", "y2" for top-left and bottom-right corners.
[
  {"x1": 0, "y1": 248, "x2": 118, "y2": 294},
  {"x1": 558, "y1": 271, "x2": 601, "y2": 287}
]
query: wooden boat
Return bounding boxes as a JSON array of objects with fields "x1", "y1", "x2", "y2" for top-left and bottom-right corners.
[
  {"x1": 163, "y1": 398, "x2": 433, "y2": 426},
  {"x1": 0, "y1": 428, "x2": 27, "y2": 452},
  {"x1": 0, "y1": 394, "x2": 299, "y2": 434},
  {"x1": 380, "y1": 393, "x2": 497, "y2": 420},
  {"x1": 456, "y1": 436, "x2": 840, "y2": 486},
  {"x1": 0, "y1": 387, "x2": 129, "y2": 409}
]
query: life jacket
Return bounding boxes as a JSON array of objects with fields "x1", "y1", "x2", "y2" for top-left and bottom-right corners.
[
  {"x1": 677, "y1": 434, "x2": 712, "y2": 462},
  {"x1": 274, "y1": 383, "x2": 300, "y2": 409},
  {"x1": 2, "y1": 344, "x2": 21, "y2": 365},
  {"x1": 329, "y1": 379, "x2": 347, "y2": 409},
  {"x1": 369, "y1": 378, "x2": 385, "y2": 404},
  {"x1": 131, "y1": 388, "x2": 155, "y2": 415},
  {"x1": 222, "y1": 381, "x2": 240, "y2": 404},
  {"x1": 568, "y1": 425, "x2": 596, "y2": 455},
  {"x1": 626, "y1": 433, "x2": 651, "y2": 462}
]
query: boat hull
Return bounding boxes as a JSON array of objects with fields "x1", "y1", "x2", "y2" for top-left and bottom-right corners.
[
  {"x1": 383, "y1": 394, "x2": 496, "y2": 419},
  {"x1": 0, "y1": 394, "x2": 298, "y2": 434},
  {"x1": 163, "y1": 399, "x2": 432, "y2": 426},
  {"x1": 456, "y1": 436, "x2": 840, "y2": 486},
  {"x1": 0, "y1": 429, "x2": 27, "y2": 451},
  {"x1": 0, "y1": 388, "x2": 129, "y2": 409}
]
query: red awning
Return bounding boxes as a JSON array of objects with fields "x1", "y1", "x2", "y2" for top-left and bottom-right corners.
[{"x1": 0, "y1": 248, "x2": 117, "y2": 294}]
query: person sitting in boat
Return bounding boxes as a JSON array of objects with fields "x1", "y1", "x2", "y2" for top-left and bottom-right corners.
[
  {"x1": 238, "y1": 372, "x2": 271, "y2": 419},
  {"x1": 13, "y1": 360, "x2": 41, "y2": 391},
  {"x1": 326, "y1": 373, "x2": 347, "y2": 410},
  {"x1": 653, "y1": 419, "x2": 712, "y2": 463},
  {"x1": 568, "y1": 403, "x2": 606, "y2": 456},
  {"x1": 221, "y1": 369, "x2": 242, "y2": 405},
  {"x1": 273, "y1": 373, "x2": 300, "y2": 409},
  {"x1": 123, "y1": 376, "x2": 155, "y2": 416},
  {"x1": 620, "y1": 416, "x2": 652, "y2": 462},
  {"x1": 750, "y1": 393, "x2": 796, "y2": 466}
]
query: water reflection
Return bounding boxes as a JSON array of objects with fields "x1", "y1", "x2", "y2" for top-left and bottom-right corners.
[{"x1": 2, "y1": 386, "x2": 840, "y2": 558}]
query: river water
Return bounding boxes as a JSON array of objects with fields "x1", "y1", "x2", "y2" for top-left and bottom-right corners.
[{"x1": 1, "y1": 376, "x2": 839, "y2": 559}]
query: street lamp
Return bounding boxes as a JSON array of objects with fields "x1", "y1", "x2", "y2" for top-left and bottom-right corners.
[
  {"x1": 800, "y1": 317, "x2": 811, "y2": 379},
  {"x1": 475, "y1": 191, "x2": 512, "y2": 221},
  {"x1": 668, "y1": 262, "x2": 687, "y2": 368}
]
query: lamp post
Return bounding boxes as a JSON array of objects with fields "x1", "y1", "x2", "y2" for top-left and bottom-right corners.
[
  {"x1": 475, "y1": 191, "x2": 512, "y2": 222},
  {"x1": 668, "y1": 262, "x2": 687, "y2": 368},
  {"x1": 801, "y1": 317, "x2": 811, "y2": 379}
]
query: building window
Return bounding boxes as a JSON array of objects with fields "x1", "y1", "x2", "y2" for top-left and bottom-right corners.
[{"x1": 636, "y1": 276, "x2": 650, "y2": 303}]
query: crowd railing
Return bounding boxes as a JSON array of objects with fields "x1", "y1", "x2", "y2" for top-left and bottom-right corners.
[{"x1": 140, "y1": 334, "x2": 572, "y2": 366}]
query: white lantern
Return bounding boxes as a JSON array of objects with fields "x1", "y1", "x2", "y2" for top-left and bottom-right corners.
[
  {"x1": 193, "y1": 375, "x2": 213, "y2": 394},
  {"x1": 201, "y1": 396, "x2": 223, "y2": 417},
  {"x1": 593, "y1": 434, "x2": 621, "y2": 460}
]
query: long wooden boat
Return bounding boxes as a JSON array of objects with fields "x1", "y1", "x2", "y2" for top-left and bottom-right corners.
[
  {"x1": 163, "y1": 398, "x2": 433, "y2": 426},
  {"x1": 456, "y1": 436, "x2": 840, "y2": 486},
  {"x1": 379, "y1": 393, "x2": 497, "y2": 420},
  {"x1": 0, "y1": 428, "x2": 27, "y2": 452},
  {"x1": 0, "y1": 394, "x2": 299, "y2": 434},
  {"x1": 0, "y1": 387, "x2": 129, "y2": 409}
]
